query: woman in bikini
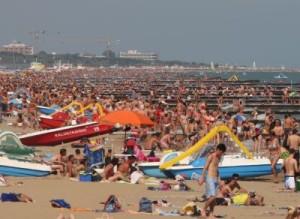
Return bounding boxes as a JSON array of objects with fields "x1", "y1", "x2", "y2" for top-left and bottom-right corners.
[{"x1": 267, "y1": 132, "x2": 281, "y2": 183}]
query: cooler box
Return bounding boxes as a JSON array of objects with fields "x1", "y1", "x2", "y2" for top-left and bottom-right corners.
[{"x1": 79, "y1": 172, "x2": 92, "y2": 182}]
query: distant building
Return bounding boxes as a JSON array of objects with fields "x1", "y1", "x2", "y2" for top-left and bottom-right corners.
[
  {"x1": 79, "y1": 52, "x2": 97, "y2": 58},
  {"x1": 119, "y1": 50, "x2": 158, "y2": 61},
  {"x1": 0, "y1": 41, "x2": 33, "y2": 55}
]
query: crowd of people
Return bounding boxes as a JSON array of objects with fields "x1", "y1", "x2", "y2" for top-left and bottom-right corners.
[{"x1": 0, "y1": 69, "x2": 300, "y2": 218}]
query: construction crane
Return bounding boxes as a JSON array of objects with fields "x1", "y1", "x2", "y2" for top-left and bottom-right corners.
[
  {"x1": 58, "y1": 35, "x2": 120, "y2": 54},
  {"x1": 95, "y1": 38, "x2": 120, "y2": 51},
  {"x1": 28, "y1": 30, "x2": 46, "y2": 54}
]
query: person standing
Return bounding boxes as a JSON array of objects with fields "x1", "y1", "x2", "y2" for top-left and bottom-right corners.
[
  {"x1": 283, "y1": 149, "x2": 299, "y2": 191},
  {"x1": 287, "y1": 129, "x2": 300, "y2": 167},
  {"x1": 198, "y1": 143, "x2": 227, "y2": 217}
]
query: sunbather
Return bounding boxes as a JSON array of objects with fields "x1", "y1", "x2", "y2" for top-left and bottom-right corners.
[
  {"x1": 101, "y1": 157, "x2": 119, "y2": 180},
  {"x1": 212, "y1": 174, "x2": 264, "y2": 207},
  {"x1": 51, "y1": 148, "x2": 68, "y2": 176},
  {"x1": 66, "y1": 155, "x2": 76, "y2": 177},
  {"x1": 108, "y1": 156, "x2": 136, "y2": 182},
  {"x1": 0, "y1": 193, "x2": 33, "y2": 203}
]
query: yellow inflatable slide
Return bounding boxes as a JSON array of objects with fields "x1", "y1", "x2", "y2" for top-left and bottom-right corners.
[{"x1": 159, "y1": 124, "x2": 253, "y2": 170}]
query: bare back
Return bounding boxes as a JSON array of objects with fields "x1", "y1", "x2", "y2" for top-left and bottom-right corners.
[
  {"x1": 287, "y1": 135, "x2": 300, "y2": 150},
  {"x1": 207, "y1": 153, "x2": 221, "y2": 178},
  {"x1": 284, "y1": 157, "x2": 298, "y2": 176}
]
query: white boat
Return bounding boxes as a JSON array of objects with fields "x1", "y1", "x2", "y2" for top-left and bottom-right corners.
[
  {"x1": 0, "y1": 131, "x2": 52, "y2": 177},
  {"x1": 139, "y1": 153, "x2": 282, "y2": 179},
  {"x1": 274, "y1": 73, "x2": 288, "y2": 79},
  {"x1": 139, "y1": 125, "x2": 283, "y2": 179},
  {"x1": 0, "y1": 154, "x2": 51, "y2": 177}
]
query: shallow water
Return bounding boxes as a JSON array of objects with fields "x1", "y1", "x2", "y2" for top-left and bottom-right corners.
[{"x1": 191, "y1": 71, "x2": 300, "y2": 83}]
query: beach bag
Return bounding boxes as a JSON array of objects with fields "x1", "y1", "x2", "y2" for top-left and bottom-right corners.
[
  {"x1": 92, "y1": 172, "x2": 102, "y2": 182},
  {"x1": 103, "y1": 195, "x2": 121, "y2": 213},
  {"x1": 50, "y1": 199, "x2": 71, "y2": 209},
  {"x1": 138, "y1": 197, "x2": 152, "y2": 213}
]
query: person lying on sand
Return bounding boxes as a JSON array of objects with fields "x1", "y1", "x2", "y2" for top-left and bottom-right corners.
[
  {"x1": 204, "y1": 174, "x2": 264, "y2": 210},
  {"x1": 0, "y1": 193, "x2": 33, "y2": 203}
]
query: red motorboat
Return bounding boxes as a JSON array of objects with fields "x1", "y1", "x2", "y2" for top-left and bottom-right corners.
[
  {"x1": 39, "y1": 112, "x2": 70, "y2": 129},
  {"x1": 39, "y1": 102, "x2": 105, "y2": 129},
  {"x1": 19, "y1": 122, "x2": 114, "y2": 146}
]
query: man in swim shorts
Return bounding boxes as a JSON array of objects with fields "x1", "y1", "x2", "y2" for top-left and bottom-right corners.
[
  {"x1": 198, "y1": 143, "x2": 226, "y2": 217},
  {"x1": 283, "y1": 148, "x2": 299, "y2": 191}
]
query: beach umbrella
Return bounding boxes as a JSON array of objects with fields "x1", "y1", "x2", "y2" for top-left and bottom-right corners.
[{"x1": 100, "y1": 110, "x2": 154, "y2": 127}]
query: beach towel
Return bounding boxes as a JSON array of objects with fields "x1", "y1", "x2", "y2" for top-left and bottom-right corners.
[
  {"x1": 50, "y1": 199, "x2": 71, "y2": 209},
  {"x1": 130, "y1": 171, "x2": 144, "y2": 184},
  {"x1": 1, "y1": 193, "x2": 20, "y2": 202},
  {"x1": 232, "y1": 193, "x2": 249, "y2": 205}
]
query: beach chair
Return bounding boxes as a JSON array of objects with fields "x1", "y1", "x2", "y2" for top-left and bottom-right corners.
[{"x1": 83, "y1": 144, "x2": 105, "y2": 171}]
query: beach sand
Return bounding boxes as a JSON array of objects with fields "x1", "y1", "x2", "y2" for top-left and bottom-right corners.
[
  {"x1": 1, "y1": 176, "x2": 298, "y2": 219},
  {"x1": 0, "y1": 123, "x2": 299, "y2": 219}
]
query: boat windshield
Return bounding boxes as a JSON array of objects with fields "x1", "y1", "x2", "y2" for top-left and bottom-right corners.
[
  {"x1": 188, "y1": 136, "x2": 252, "y2": 162},
  {"x1": 0, "y1": 132, "x2": 34, "y2": 156}
]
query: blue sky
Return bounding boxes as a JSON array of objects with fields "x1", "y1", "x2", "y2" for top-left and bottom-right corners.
[{"x1": 1, "y1": 0, "x2": 300, "y2": 66}]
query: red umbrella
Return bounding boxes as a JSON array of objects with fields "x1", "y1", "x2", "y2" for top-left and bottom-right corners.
[{"x1": 100, "y1": 110, "x2": 154, "y2": 127}]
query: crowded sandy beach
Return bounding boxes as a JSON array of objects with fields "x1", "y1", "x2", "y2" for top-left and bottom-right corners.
[{"x1": 0, "y1": 67, "x2": 299, "y2": 219}]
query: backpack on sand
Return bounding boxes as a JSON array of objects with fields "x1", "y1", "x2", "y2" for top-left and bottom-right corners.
[
  {"x1": 139, "y1": 197, "x2": 152, "y2": 213},
  {"x1": 103, "y1": 195, "x2": 121, "y2": 213}
]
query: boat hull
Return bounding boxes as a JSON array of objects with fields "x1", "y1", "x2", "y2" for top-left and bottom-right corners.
[
  {"x1": 39, "y1": 116, "x2": 66, "y2": 129},
  {"x1": 139, "y1": 156, "x2": 283, "y2": 179},
  {"x1": 19, "y1": 122, "x2": 114, "y2": 146},
  {"x1": 138, "y1": 162, "x2": 169, "y2": 178},
  {"x1": 169, "y1": 163, "x2": 282, "y2": 179},
  {"x1": 0, "y1": 156, "x2": 51, "y2": 177}
]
